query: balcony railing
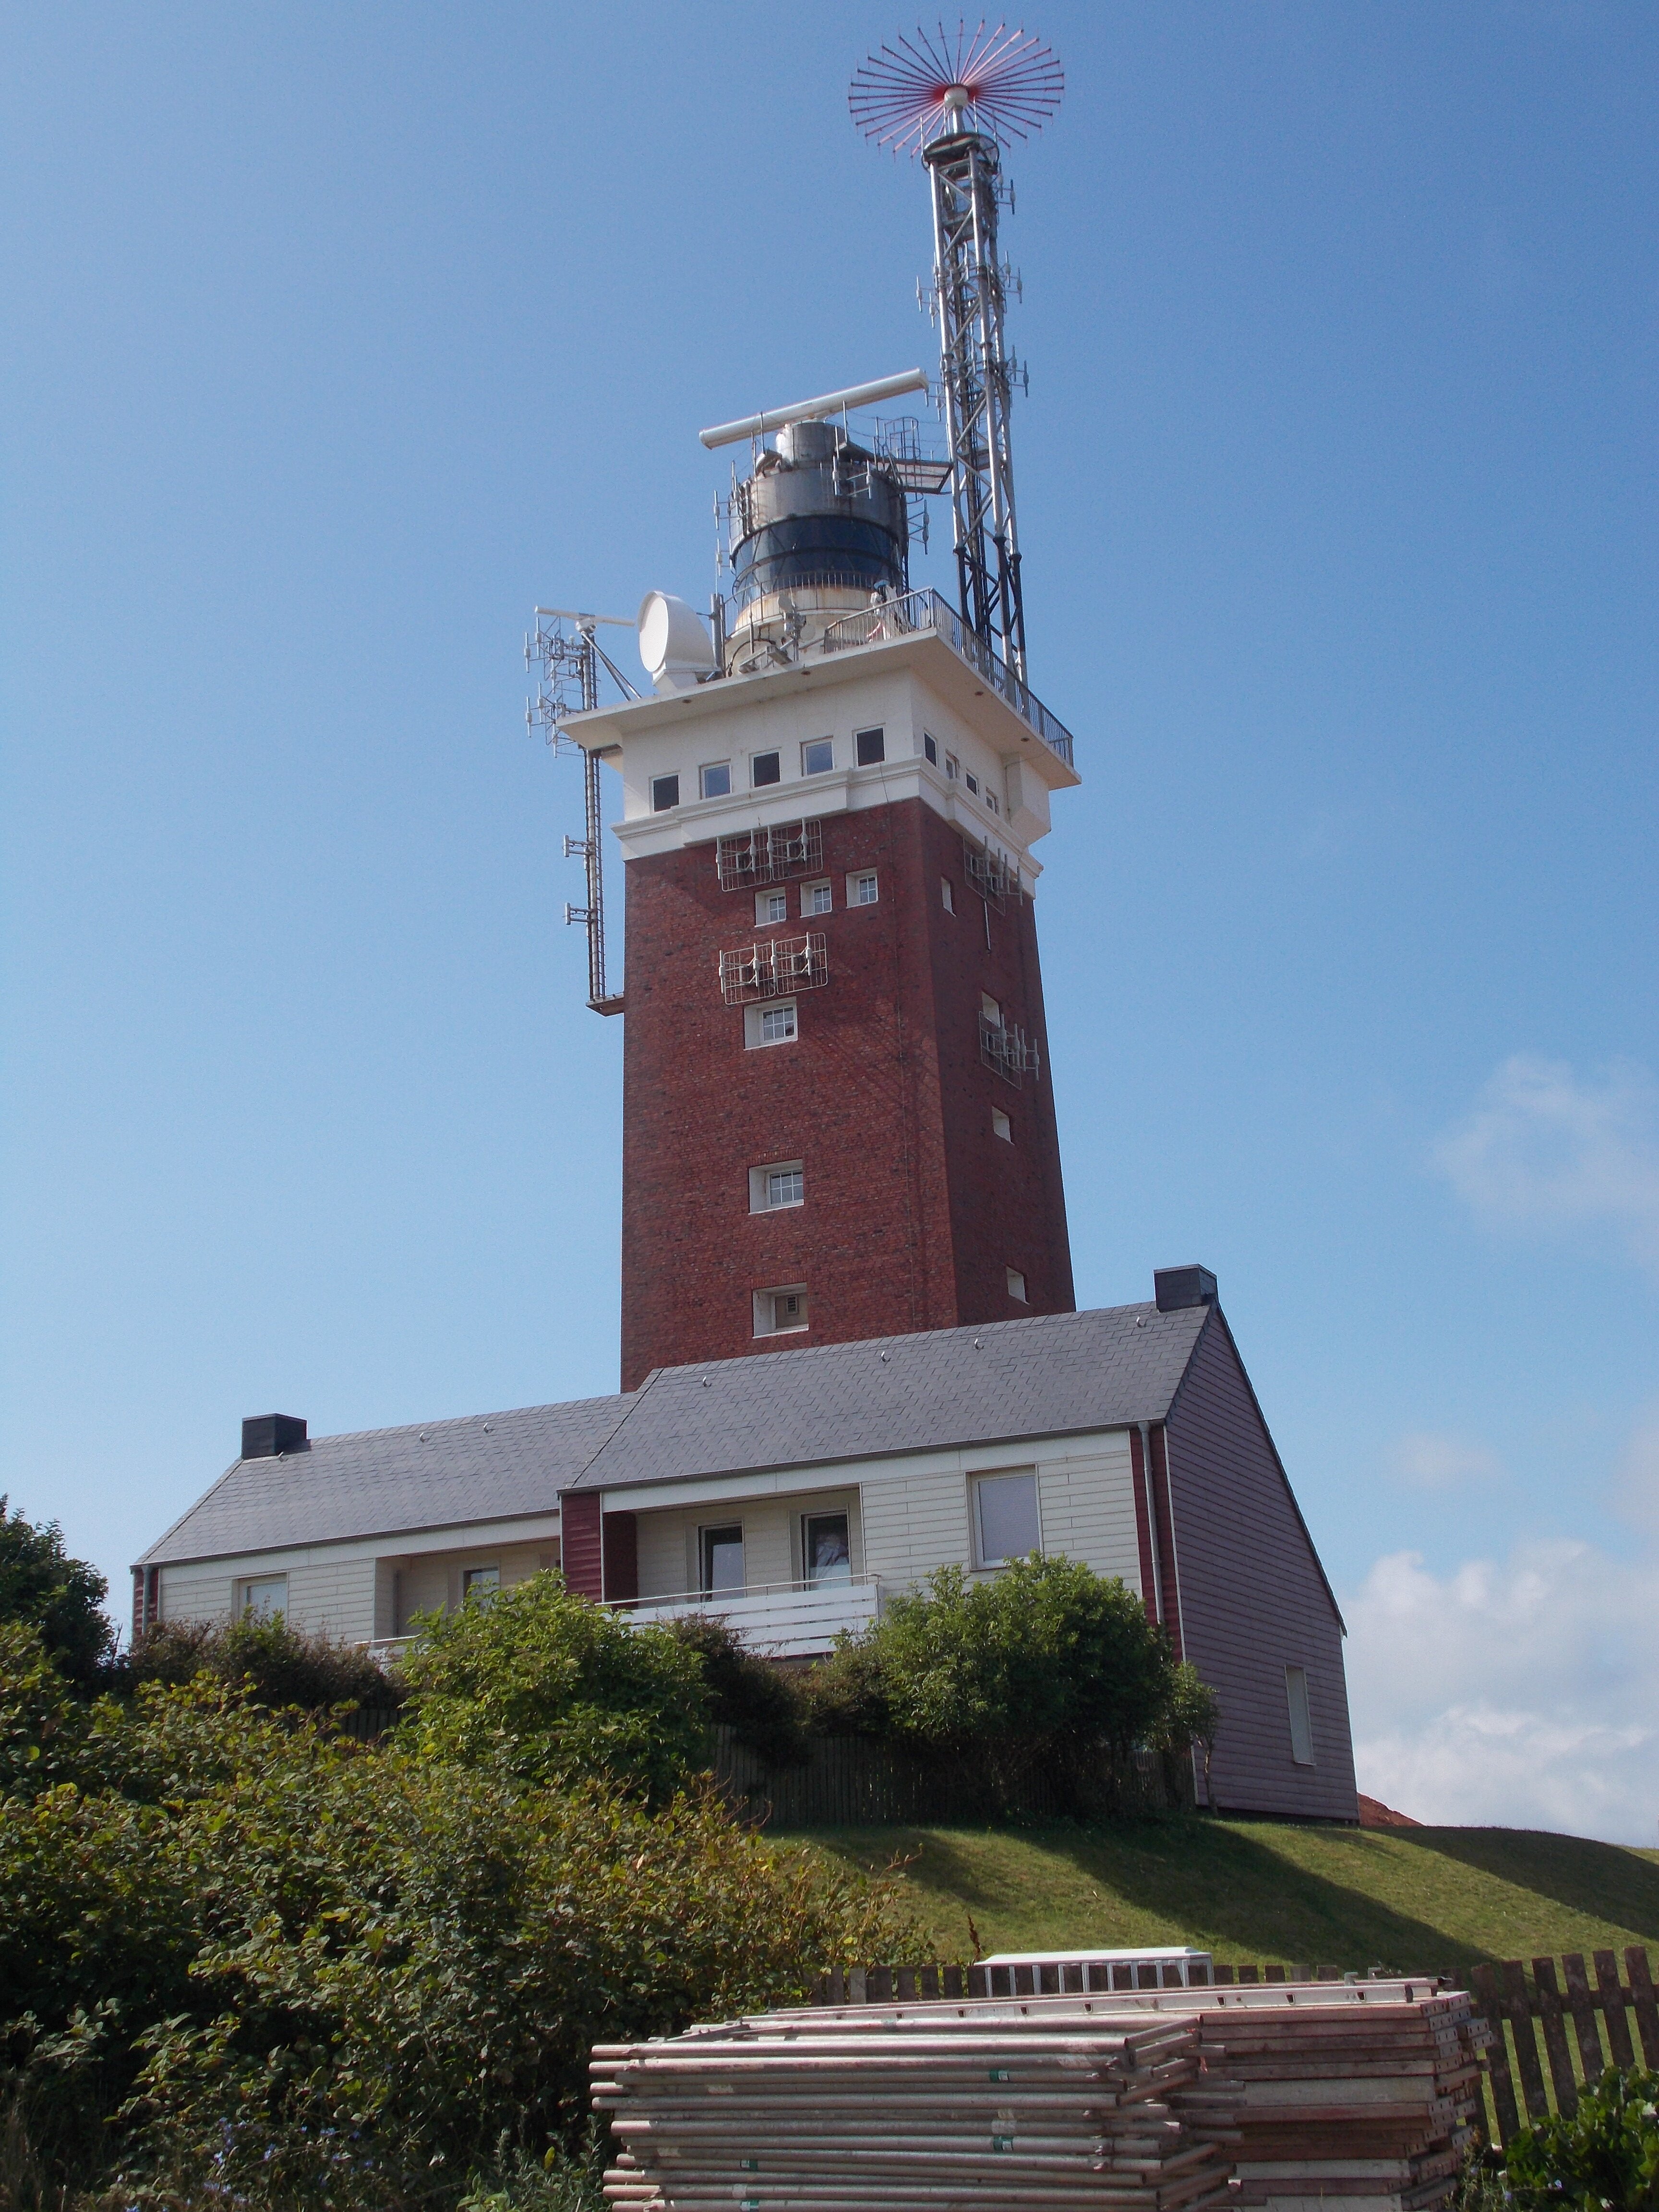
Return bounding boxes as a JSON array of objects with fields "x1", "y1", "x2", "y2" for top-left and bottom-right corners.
[
  {"x1": 624, "y1": 1575, "x2": 882, "y2": 1660},
  {"x1": 817, "y1": 588, "x2": 1075, "y2": 769}
]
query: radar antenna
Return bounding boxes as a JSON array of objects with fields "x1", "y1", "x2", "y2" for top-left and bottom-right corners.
[{"x1": 851, "y1": 22, "x2": 1063, "y2": 684}]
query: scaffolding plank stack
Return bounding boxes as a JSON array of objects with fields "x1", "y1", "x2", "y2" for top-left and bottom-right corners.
[
  {"x1": 615, "y1": 1982, "x2": 1495, "y2": 2212},
  {"x1": 591, "y1": 2013, "x2": 1240, "y2": 2212}
]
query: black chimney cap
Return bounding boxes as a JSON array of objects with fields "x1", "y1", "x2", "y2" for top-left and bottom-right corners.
[
  {"x1": 1154, "y1": 1266, "x2": 1217, "y2": 1313},
  {"x1": 242, "y1": 1414, "x2": 308, "y2": 1460}
]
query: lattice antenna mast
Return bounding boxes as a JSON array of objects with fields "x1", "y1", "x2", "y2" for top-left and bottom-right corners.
[
  {"x1": 851, "y1": 23, "x2": 1063, "y2": 685},
  {"x1": 525, "y1": 609, "x2": 638, "y2": 1014}
]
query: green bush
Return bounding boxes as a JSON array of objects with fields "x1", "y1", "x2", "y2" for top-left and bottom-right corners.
[
  {"x1": 1503, "y1": 2067, "x2": 1659, "y2": 2212},
  {"x1": 0, "y1": 1497, "x2": 113, "y2": 1693},
  {"x1": 400, "y1": 1572, "x2": 710, "y2": 1802},
  {"x1": 124, "y1": 1610, "x2": 404, "y2": 1715},
  {"x1": 804, "y1": 1555, "x2": 1214, "y2": 1814},
  {"x1": 664, "y1": 1614, "x2": 813, "y2": 1767},
  {"x1": 0, "y1": 1621, "x2": 930, "y2": 2210}
]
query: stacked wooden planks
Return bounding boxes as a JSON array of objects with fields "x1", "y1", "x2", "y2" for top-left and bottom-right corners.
[
  {"x1": 591, "y1": 2012, "x2": 1241, "y2": 2211},
  {"x1": 771, "y1": 1982, "x2": 1489, "y2": 2212}
]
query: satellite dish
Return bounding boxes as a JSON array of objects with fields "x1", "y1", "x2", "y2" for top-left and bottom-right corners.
[{"x1": 638, "y1": 591, "x2": 717, "y2": 696}]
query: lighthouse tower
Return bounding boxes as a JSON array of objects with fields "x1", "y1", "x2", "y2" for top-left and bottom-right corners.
[{"x1": 544, "y1": 26, "x2": 1078, "y2": 1390}]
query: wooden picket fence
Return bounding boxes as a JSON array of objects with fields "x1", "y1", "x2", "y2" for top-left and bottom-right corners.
[
  {"x1": 1469, "y1": 1948, "x2": 1659, "y2": 2145},
  {"x1": 805, "y1": 1947, "x2": 1659, "y2": 2152}
]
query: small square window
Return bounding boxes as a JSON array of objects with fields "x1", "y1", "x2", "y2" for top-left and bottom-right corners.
[
  {"x1": 1285, "y1": 1666, "x2": 1315, "y2": 1766},
  {"x1": 945, "y1": 752, "x2": 960, "y2": 781},
  {"x1": 991, "y1": 1107, "x2": 1011, "y2": 1141},
  {"x1": 699, "y1": 761, "x2": 731, "y2": 799},
  {"x1": 965, "y1": 770, "x2": 979, "y2": 795},
  {"x1": 847, "y1": 871, "x2": 879, "y2": 907},
  {"x1": 754, "y1": 1285, "x2": 809, "y2": 1336},
  {"x1": 463, "y1": 1564, "x2": 500, "y2": 1606},
  {"x1": 650, "y1": 773, "x2": 680, "y2": 812},
  {"x1": 974, "y1": 1470, "x2": 1040, "y2": 1568},
  {"x1": 941, "y1": 878, "x2": 955, "y2": 914},
  {"x1": 744, "y1": 998, "x2": 797, "y2": 1048},
  {"x1": 924, "y1": 733, "x2": 939, "y2": 765},
  {"x1": 802, "y1": 737, "x2": 834, "y2": 776},
  {"x1": 803, "y1": 879, "x2": 832, "y2": 916},
  {"x1": 981, "y1": 992, "x2": 1002, "y2": 1026},
  {"x1": 1006, "y1": 1266, "x2": 1028, "y2": 1302},
  {"x1": 855, "y1": 726, "x2": 885, "y2": 765},
  {"x1": 749, "y1": 1161, "x2": 805, "y2": 1211},
  {"x1": 752, "y1": 751, "x2": 781, "y2": 787},
  {"x1": 757, "y1": 889, "x2": 789, "y2": 925},
  {"x1": 238, "y1": 1574, "x2": 288, "y2": 1620}
]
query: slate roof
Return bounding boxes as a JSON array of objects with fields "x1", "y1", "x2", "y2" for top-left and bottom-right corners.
[
  {"x1": 572, "y1": 1303, "x2": 1208, "y2": 1493},
  {"x1": 139, "y1": 1302, "x2": 1208, "y2": 1567},
  {"x1": 137, "y1": 1394, "x2": 632, "y2": 1566}
]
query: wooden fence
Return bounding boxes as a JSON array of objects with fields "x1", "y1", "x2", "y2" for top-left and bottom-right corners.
[{"x1": 803, "y1": 1947, "x2": 1659, "y2": 2152}]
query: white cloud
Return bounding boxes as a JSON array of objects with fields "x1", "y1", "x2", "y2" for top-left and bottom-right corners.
[
  {"x1": 1389, "y1": 1431, "x2": 1503, "y2": 1489},
  {"x1": 1344, "y1": 1538, "x2": 1659, "y2": 1845},
  {"x1": 1434, "y1": 1054, "x2": 1659, "y2": 1272}
]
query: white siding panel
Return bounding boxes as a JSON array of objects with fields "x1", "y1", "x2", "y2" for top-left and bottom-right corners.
[
  {"x1": 286, "y1": 1559, "x2": 376, "y2": 1645},
  {"x1": 860, "y1": 1466, "x2": 971, "y2": 1589},
  {"x1": 1036, "y1": 1447, "x2": 1141, "y2": 1593},
  {"x1": 157, "y1": 1568, "x2": 234, "y2": 1625},
  {"x1": 636, "y1": 1509, "x2": 692, "y2": 1599}
]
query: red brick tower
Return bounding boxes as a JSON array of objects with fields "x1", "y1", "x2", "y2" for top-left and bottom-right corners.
[{"x1": 569, "y1": 420, "x2": 1081, "y2": 1387}]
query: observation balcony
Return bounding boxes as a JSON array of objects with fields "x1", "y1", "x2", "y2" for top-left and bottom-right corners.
[
  {"x1": 815, "y1": 587, "x2": 1074, "y2": 769},
  {"x1": 623, "y1": 1575, "x2": 883, "y2": 1660}
]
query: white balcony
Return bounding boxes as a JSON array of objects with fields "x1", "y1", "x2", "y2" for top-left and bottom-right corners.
[{"x1": 624, "y1": 1575, "x2": 881, "y2": 1659}]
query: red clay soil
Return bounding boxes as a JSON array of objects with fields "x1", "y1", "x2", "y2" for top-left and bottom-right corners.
[{"x1": 1358, "y1": 1793, "x2": 1422, "y2": 1829}]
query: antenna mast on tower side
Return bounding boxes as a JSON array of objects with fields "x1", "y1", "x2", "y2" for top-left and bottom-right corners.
[
  {"x1": 525, "y1": 610, "x2": 638, "y2": 1014},
  {"x1": 851, "y1": 22, "x2": 1063, "y2": 685}
]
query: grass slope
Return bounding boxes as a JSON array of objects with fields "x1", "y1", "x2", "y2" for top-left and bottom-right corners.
[{"x1": 795, "y1": 1819, "x2": 1659, "y2": 1978}]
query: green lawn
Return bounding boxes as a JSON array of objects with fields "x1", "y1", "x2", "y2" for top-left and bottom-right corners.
[{"x1": 793, "y1": 1818, "x2": 1659, "y2": 1979}]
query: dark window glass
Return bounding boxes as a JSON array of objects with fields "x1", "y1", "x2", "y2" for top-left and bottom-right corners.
[
  {"x1": 805, "y1": 1512, "x2": 852, "y2": 1586},
  {"x1": 924, "y1": 733, "x2": 938, "y2": 764},
  {"x1": 752, "y1": 752, "x2": 781, "y2": 787},
  {"x1": 701, "y1": 1525, "x2": 744, "y2": 1597},
  {"x1": 855, "y1": 727, "x2": 885, "y2": 765},
  {"x1": 650, "y1": 773, "x2": 680, "y2": 812}
]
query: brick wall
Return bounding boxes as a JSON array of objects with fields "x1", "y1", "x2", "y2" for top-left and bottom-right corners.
[{"x1": 619, "y1": 796, "x2": 1074, "y2": 1386}]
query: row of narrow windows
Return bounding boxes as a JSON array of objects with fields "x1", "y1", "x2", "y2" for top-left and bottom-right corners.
[{"x1": 650, "y1": 723, "x2": 1007, "y2": 826}]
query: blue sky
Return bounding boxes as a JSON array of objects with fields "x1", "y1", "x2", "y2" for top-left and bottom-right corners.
[{"x1": 3, "y1": 3, "x2": 1655, "y2": 1839}]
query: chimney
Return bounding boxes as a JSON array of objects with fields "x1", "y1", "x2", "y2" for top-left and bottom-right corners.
[
  {"x1": 241, "y1": 1413, "x2": 308, "y2": 1460},
  {"x1": 1154, "y1": 1266, "x2": 1217, "y2": 1313}
]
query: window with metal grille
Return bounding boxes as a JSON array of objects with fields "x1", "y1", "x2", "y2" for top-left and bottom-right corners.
[{"x1": 720, "y1": 932, "x2": 828, "y2": 1006}]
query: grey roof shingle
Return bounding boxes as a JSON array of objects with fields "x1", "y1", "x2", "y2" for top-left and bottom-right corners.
[
  {"x1": 574, "y1": 1303, "x2": 1207, "y2": 1492},
  {"x1": 139, "y1": 1304, "x2": 1205, "y2": 1567},
  {"x1": 138, "y1": 1393, "x2": 632, "y2": 1566}
]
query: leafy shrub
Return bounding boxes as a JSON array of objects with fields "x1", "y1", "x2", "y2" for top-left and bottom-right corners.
[
  {"x1": 124, "y1": 1610, "x2": 404, "y2": 1715},
  {"x1": 0, "y1": 1497, "x2": 113, "y2": 1692},
  {"x1": 804, "y1": 1556, "x2": 1214, "y2": 1814},
  {"x1": 1503, "y1": 2067, "x2": 1659, "y2": 2212},
  {"x1": 664, "y1": 1614, "x2": 813, "y2": 1767},
  {"x1": 400, "y1": 1572, "x2": 710, "y2": 1802},
  {"x1": 0, "y1": 1631, "x2": 931, "y2": 2210}
]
